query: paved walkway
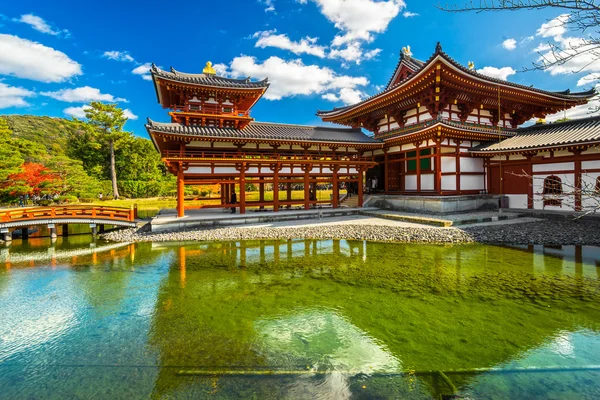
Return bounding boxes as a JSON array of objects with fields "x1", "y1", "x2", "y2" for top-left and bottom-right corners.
[{"x1": 233, "y1": 214, "x2": 433, "y2": 230}]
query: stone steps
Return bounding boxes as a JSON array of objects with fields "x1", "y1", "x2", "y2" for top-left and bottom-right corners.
[{"x1": 361, "y1": 210, "x2": 525, "y2": 227}]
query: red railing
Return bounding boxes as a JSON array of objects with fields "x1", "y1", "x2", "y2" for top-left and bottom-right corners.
[
  {"x1": 0, "y1": 206, "x2": 136, "y2": 224},
  {"x1": 163, "y1": 149, "x2": 373, "y2": 162},
  {"x1": 172, "y1": 104, "x2": 249, "y2": 117}
]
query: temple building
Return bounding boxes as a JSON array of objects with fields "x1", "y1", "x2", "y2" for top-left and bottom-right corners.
[
  {"x1": 146, "y1": 62, "x2": 379, "y2": 217},
  {"x1": 147, "y1": 43, "x2": 600, "y2": 217}
]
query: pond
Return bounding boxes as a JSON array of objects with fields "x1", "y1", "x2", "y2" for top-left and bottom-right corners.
[{"x1": 1, "y1": 237, "x2": 600, "y2": 399}]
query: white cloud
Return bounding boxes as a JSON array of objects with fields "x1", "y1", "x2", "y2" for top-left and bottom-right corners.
[
  {"x1": 123, "y1": 109, "x2": 138, "y2": 120},
  {"x1": 536, "y1": 14, "x2": 569, "y2": 40},
  {"x1": 0, "y1": 34, "x2": 82, "y2": 83},
  {"x1": 403, "y1": 11, "x2": 418, "y2": 17},
  {"x1": 476, "y1": 66, "x2": 517, "y2": 81},
  {"x1": 313, "y1": 0, "x2": 405, "y2": 42},
  {"x1": 103, "y1": 51, "x2": 135, "y2": 62},
  {"x1": 502, "y1": 38, "x2": 517, "y2": 51},
  {"x1": 17, "y1": 14, "x2": 68, "y2": 36},
  {"x1": 63, "y1": 105, "x2": 88, "y2": 118},
  {"x1": 42, "y1": 86, "x2": 127, "y2": 103},
  {"x1": 532, "y1": 42, "x2": 551, "y2": 53},
  {"x1": 577, "y1": 73, "x2": 600, "y2": 87},
  {"x1": 64, "y1": 105, "x2": 138, "y2": 120},
  {"x1": 307, "y1": 0, "x2": 405, "y2": 65},
  {"x1": 322, "y1": 93, "x2": 339, "y2": 101},
  {"x1": 546, "y1": 88, "x2": 600, "y2": 121},
  {"x1": 253, "y1": 30, "x2": 326, "y2": 57},
  {"x1": 259, "y1": 0, "x2": 276, "y2": 12},
  {"x1": 132, "y1": 63, "x2": 152, "y2": 80},
  {"x1": 225, "y1": 55, "x2": 367, "y2": 102},
  {"x1": 337, "y1": 87, "x2": 364, "y2": 104},
  {"x1": 521, "y1": 36, "x2": 534, "y2": 45},
  {"x1": 213, "y1": 63, "x2": 229, "y2": 76},
  {"x1": 0, "y1": 82, "x2": 35, "y2": 108}
]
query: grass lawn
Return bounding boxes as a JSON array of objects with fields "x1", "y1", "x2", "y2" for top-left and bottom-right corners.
[{"x1": 87, "y1": 190, "x2": 345, "y2": 217}]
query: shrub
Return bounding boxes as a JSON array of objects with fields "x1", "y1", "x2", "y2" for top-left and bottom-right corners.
[
  {"x1": 79, "y1": 197, "x2": 95, "y2": 203},
  {"x1": 56, "y1": 195, "x2": 78, "y2": 204},
  {"x1": 38, "y1": 200, "x2": 53, "y2": 206}
]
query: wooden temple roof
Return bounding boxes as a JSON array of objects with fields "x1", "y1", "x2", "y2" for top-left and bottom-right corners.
[
  {"x1": 471, "y1": 116, "x2": 600, "y2": 154},
  {"x1": 150, "y1": 64, "x2": 269, "y2": 89},
  {"x1": 386, "y1": 52, "x2": 425, "y2": 89},
  {"x1": 146, "y1": 119, "x2": 380, "y2": 145},
  {"x1": 317, "y1": 42, "x2": 596, "y2": 120}
]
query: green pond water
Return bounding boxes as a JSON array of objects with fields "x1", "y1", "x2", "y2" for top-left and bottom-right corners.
[{"x1": 2, "y1": 236, "x2": 600, "y2": 399}]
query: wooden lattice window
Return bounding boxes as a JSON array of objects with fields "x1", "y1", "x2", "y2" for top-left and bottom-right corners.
[{"x1": 543, "y1": 175, "x2": 563, "y2": 207}]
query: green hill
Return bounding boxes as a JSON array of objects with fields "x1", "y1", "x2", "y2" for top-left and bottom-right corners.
[{"x1": 1, "y1": 115, "x2": 80, "y2": 156}]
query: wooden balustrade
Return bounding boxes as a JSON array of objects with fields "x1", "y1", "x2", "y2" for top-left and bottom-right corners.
[
  {"x1": 0, "y1": 205, "x2": 136, "y2": 223},
  {"x1": 163, "y1": 149, "x2": 370, "y2": 162}
]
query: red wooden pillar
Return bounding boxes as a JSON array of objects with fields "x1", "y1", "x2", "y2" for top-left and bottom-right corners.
[
  {"x1": 286, "y1": 182, "x2": 292, "y2": 209},
  {"x1": 416, "y1": 144, "x2": 421, "y2": 192},
  {"x1": 304, "y1": 166, "x2": 310, "y2": 210},
  {"x1": 384, "y1": 149, "x2": 389, "y2": 193},
  {"x1": 358, "y1": 169, "x2": 364, "y2": 207},
  {"x1": 239, "y1": 164, "x2": 246, "y2": 214},
  {"x1": 177, "y1": 166, "x2": 185, "y2": 218},
  {"x1": 273, "y1": 168, "x2": 280, "y2": 212},
  {"x1": 574, "y1": 151, "x2": 582, "y2": 211},
  {"x1": 259, "y1": 182, "x2": 265, "y2": 210},
  {"x1": 435, "y1": 141, "x2": 442, "y2": 194},
  {"x1": 456, "y1": 142, "x2": 461, "y2": 194},
  {"x1": 332, "y1": 168, "x2": 339, "y2": 208}
]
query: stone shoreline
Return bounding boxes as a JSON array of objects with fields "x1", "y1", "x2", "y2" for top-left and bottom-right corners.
[{"x1": 101, "y1": 219, "x2": 600, "y2": 246}]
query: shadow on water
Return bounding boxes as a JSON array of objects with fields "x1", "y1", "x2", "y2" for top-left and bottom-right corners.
[{"x1": 2, "y1": 238, "x2": 600, "y2": 399}]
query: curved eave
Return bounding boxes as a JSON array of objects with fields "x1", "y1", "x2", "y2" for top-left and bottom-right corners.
[
  {"x1": 146, "y1": 125, "x2": 383, "y2": 149},
  {"x1": 318, "y1": 52, "x2": 595, "y2": 121},
  {"x1": 470, "y1": 140, "x2": 599, "y2": 156},
  {"x1": 380, "y1": 120, "x2": 513, "y2": 146}
]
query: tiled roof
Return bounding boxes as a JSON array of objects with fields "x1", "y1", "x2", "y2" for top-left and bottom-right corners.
[
  {"x1": 146, "y1": 119, "x2": 381, "y2": 144},
  {"x1": 317, "y1": 42, "x2": 595, "y2": 118},
  {"x1": 386, "y1": 53, "x2": 426, "y2": 89},
  {"x1": 471, "y1": 116, "x2": 600, "y2": 153},
  {"x1": 150, "y1": 64, "x2": 269, "y2": 89}
]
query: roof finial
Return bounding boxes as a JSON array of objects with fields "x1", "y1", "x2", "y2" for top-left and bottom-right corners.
[
  {"x1": 203, "y1": 61, "x2": 217, "y2": 75},
  {"x1": 401, "y1": 45, "x2": 412, "y2": 59},
  {"x1": 435, "y1": 42, "x2": 443, "y2": 53},
  {"x1": 468, "y1": 61, "x2": 475, "y2": 70}
]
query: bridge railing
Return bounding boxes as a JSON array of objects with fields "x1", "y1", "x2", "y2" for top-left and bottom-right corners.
[{"x1": 0, "y1": 206, "x2": 136, "y2": 223}]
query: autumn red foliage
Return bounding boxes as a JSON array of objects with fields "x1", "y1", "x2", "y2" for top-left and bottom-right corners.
[{"x1": 7, "y1": 162, "x2": 58, "y2": 195}]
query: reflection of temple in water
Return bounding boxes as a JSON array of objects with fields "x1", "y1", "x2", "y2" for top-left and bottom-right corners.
[{"x1": 146, "y1": 240, "x2": 600, "y2": 399}]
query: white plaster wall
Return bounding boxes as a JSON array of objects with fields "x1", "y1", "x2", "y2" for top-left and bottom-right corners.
[
  {"x1": 389, "y1": 122, "x2": 400, "y2": 130},
  {"x1": 427, "y1": 139, "x2": 436, "y2": 146},
  {"x1": 507, "y1": 194, "x2": 528, "y2": 209},
  {"x1": 421, "y1": 112, "x2": 433, "y2": 121},
  {"x1": 402, "y1": 143, "x2": 416, "y2": 151},
  {"x1": 388, "y1": 146, "x2": 401, "y2": 153},
  {"x1": 467, "y1": 115, "x2": 478, "y2": 123},
  {"x1": 421, "y1": 174, "x2": 435, "y2": 190},
  {"x1": 441, "y1": 147, "x2": 455, "y2": 154},
  {"x1": 460, "y1": 157, "x2": 484, "y2": 173},
  {"x1": 533, "y1": 173, "x2": 575, "y2": 210},
  {"x1": 441, "y1": 111, "x2": 450, "y2": 119},
  {"x1": 373, "y1": 149, "x2": 384, "y2": 156},
  {"x1": 405, "y1": 116, "x2": 417, "y2": 125},
  {"x1": 442, "y1": 175, "x2": 456, "y2": 191},
  {"x1": 461, "y1": 175, "x2": 485, "y2": 190},
  {"x1": 406, "y1": 108, "x2": 417, "y2": 116},
  {"x1": 188, "y1": 141, "x2": 213, "y2": 148},
  {"x1": 583, "y1": 147, "x2": 600, "y2": 155},
  {"x1": 583, "y1": 160, "x2": 600, "y2": 170},
  {"x1": 441, "y1": 156, "x2": 456, "y2": 173},
  {"x1": 533, "y1": 162, "x2": 574, "y2": 173},
  {"x1": 405, "y1": 175, "x2": 417, "y2": 191},
  {"x1": 186, "y1": 167, "x2": 212, "y2": 174},
  {"x1": 582, "y1": 172, "x2": 600, "y2": 210}
]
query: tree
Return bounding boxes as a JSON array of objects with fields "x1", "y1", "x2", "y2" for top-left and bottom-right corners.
[
  {"x1": 45, "y1": 156, "x2": 101, "y2": 197},
  {"x1": 0, "y1": 118, "x2": 23, "y2": 185},
  {"x1": 5, "y1": 162, "x2": 57, "y2": 196},
  {"x1": 437, "y1": 1, "x2": 600, "y2": 73},
  {"x1": 84, "y1": 102, "x2": 132, "y2": 199}
]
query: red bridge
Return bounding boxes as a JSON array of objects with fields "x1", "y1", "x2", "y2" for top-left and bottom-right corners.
[{"x1": 0, "y1": 205, "x2": 137, "y2": 241}]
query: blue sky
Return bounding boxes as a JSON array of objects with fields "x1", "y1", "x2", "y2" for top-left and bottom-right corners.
[{"x1": 0, "y1": 1, "x2": 595, "y2": 138}]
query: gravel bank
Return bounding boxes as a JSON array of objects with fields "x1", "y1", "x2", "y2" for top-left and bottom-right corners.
[
  {"x1": 464, "y1": 220, "x2": 600, "y2": 246},
  {"x1": 102, "y1": 224, "x2": 473, "y2": 244},
  {"x1": 101, "y1": 218, "x2": 600, "y2": 246}
]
